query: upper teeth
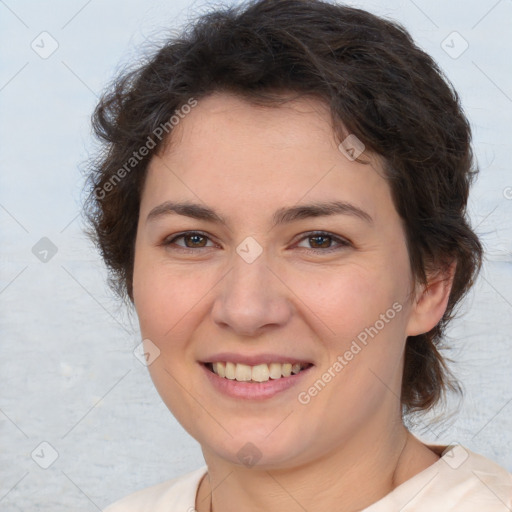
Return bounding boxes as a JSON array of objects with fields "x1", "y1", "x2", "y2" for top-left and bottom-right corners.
[{"x1": 211, "y1": 362, "x2": 307, "y2": 382}]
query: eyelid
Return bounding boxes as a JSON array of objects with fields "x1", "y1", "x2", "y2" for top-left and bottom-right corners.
[
  {"x1": 162, "y1": 230, "x2": 351, "y2": 252},
  {"x1": 162, "y1": 231, "x2": 219, "y2": 249},
  {"x1": 294, "y1": 231, "x2": 352, "y2": 251}
]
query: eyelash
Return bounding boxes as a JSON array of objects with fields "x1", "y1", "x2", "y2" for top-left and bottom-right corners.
[{"x1": 162, "y1": 230, "x2": 351, "y2": 253}]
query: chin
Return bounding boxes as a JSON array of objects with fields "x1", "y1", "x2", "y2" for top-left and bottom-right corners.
[{"x1": 197, "y1": 422, "x2": 318, "y2": 470}]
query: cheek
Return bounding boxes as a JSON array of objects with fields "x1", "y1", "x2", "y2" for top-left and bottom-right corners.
[
  {"x1": 290, "y1": 261, "x2": 407, "y2": 340},
  {"x1": 132, "y1": 253, "x2": 213, "y2": 339},
  {"x1": 290, "y1": 262, "x2": 410, "y2": 397},
  {"x1": 132, "y1": 255, "x2": 229, "y2": 405},
  {"x1": 131, "y1": 255, "x2": 212, "y2": 430}
]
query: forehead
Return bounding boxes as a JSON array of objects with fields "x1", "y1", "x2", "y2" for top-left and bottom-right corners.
[
  {"x1": 163, "y1": 92, "x2": 342, "y2": 160},
  {"x1": 141, "y1": 92, "x2": 395, "y2": 225}
]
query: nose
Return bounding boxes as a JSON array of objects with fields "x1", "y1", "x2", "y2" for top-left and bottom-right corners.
[{"x1": 211, "y1": 251, "x2": 293, "y2": 337}]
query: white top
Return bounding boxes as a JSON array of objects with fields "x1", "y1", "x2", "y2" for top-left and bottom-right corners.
[{"x1": 104, "y1": 444, "x2": 512, "y2": 511}]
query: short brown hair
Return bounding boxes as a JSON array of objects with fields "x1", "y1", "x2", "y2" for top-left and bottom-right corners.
[{"x1": 84, "y1": 0, "x2": 483, "y2": 415}]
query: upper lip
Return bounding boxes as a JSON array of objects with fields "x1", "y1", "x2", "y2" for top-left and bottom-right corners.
[{"x1": 201, "y1": 352, "x2": 314, "y2": 366}]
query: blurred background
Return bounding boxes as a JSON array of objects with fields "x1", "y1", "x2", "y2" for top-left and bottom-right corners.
[{"x1": 0, "y1": 0, "x2": 511, "y2": 509}]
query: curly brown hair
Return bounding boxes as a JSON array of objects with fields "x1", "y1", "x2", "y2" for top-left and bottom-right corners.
[{"x1": 84, "y1": 0, "x2": 483, "y2": 416}]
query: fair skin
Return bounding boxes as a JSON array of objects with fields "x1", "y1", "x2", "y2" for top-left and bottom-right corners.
[{"x1": 132, "y1": 92, "x2": 454, "y2": 512}]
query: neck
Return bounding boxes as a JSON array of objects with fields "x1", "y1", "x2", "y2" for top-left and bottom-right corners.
[{"x1": 196, "y1": 419, "x2": 439, "y2": 512}]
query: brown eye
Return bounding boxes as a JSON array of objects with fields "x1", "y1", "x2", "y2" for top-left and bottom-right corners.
[
  {"x1": 296, "y1": 231, "x2": 351, "y2": 252},
  {"x1": 164, "y1": 231, "x2": 215, "y2": 249},
  {"x1": 182, "y1": 234, "x2": 208, "y2": 248},
  {"x1": 309, "y1": 235, "x2": 332, "y2": 248}
]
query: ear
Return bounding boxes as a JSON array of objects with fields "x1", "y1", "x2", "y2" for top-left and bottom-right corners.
[{"x1": 405, "y1": 261, "x2": 457, "y2": 337}]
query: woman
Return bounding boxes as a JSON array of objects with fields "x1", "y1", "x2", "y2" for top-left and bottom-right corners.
[{"x1": 85, "y1": 0, "x2": 512, "y2": 510}]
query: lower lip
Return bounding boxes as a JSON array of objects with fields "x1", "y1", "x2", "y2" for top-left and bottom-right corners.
[{"x1": 201, "y1": 363, "x2": 313, "y2": 400}]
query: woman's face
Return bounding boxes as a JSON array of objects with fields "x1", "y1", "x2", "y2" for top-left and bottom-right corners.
[{"x1": 132, "y1": 92, "x2": 422, "y2": 468}]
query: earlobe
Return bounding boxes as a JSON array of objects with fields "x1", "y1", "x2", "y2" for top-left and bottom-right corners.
[{"x1": 405, "y1": 261, "x2": 457, "y2": 337}]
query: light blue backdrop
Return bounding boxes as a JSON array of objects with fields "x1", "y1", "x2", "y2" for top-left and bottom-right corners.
[{"x1": 0, "y1": 0, "x2": 511, "y2": 510}]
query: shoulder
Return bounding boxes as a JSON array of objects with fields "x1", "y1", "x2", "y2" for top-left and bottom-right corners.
[
  {"x1": 461, "y1": 446, "x2": 512, "y2": 505},
  {"x1": 367, "y1": 444, "x2": 512, "y2": 511},
  {"x1": 103, "y1": 466, "x2": 208, "y2": 512},
  {"x1": 425, "y1": 444, "x2": 512, "y2": 511}
]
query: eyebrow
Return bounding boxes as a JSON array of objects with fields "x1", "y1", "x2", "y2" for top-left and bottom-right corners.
[{"x1": 146, "y1": 200, "x2": 373, "y2": 226}]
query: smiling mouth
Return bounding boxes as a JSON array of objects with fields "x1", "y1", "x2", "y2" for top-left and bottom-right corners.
[{"x1": 204, "y1": 361, "x2": 313, "y2": 383}]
